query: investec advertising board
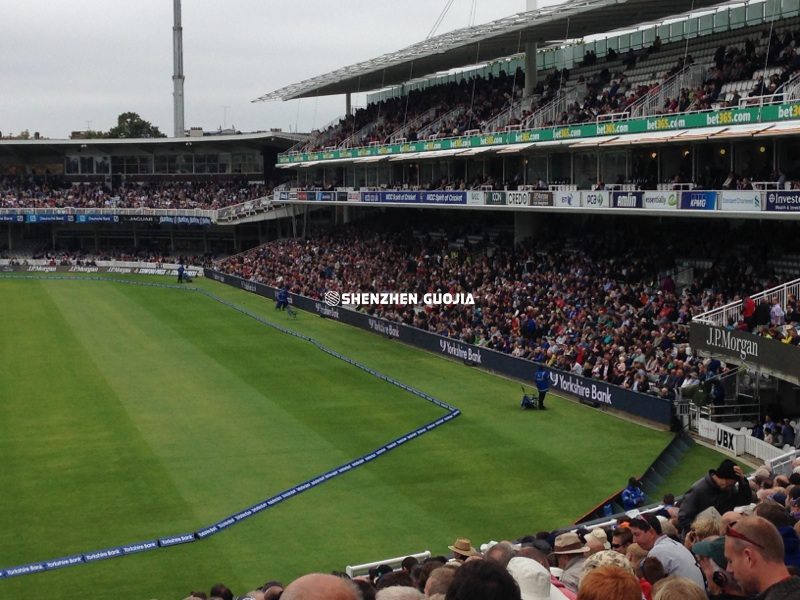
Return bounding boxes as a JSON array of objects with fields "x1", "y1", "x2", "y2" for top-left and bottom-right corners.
[
  {"x1": 207, "y1": 269, "x2": 673, "y2": 425},
  {"x1": 765, "y1": 190, "x2": 800, "y2": 212}
]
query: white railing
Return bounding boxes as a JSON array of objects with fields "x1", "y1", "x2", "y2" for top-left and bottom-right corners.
[
  {"x1": 346, "y1": 551, "x2": 431, "y2": 578},
  {"x1": 765, "y1": 448, "x2": 800, "y2": 477},
  {"x1": 339, "y1": 118, "x2": 381, "y2": 150},
  {"x1": 628, "y1": 64, "x2": 705, "y2": 119},
  {"x1": 692, "y1": 277, "x2": 800, "y2": 327},
  {"x1": 522, "y1": 89, "x2": 578, "y2": 129},
  {"x1": 216, "y1": 197, "x2": 273, "y2": 221},
  {"x1": 0, "y1": 206, "x2": 216, "y2": 218},
  {"x1": 738, "y1": 72, "x2": 800, "y2": 109},
  {"x1": 484, "y1": 95, "x2": 540, "y2": 133},
  {"x1": 698, "y1": 418, "x2": 794, "y2": 462},
  {"x1": 417, "y1": 106, "x2": 467, "y2": 139},
  {"x1": 388, "y1": 107, "x2": 438, "y2": 143}
]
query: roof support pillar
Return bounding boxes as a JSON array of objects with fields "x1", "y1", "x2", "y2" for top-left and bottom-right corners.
[
  {"x1": 524, "y1": 42, "x2": 538, "y2": 97},
  {"x1": 346, "y1": 92, "x2": 352, "y2": 117}
]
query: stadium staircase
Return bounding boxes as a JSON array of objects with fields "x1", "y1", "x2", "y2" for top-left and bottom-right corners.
[{"x1": 576, "y1": 432, "x2": 695, "y2": 523}]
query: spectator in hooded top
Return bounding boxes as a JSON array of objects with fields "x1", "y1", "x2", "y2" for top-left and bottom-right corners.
[{"x1": 678, "y1": 460, "x2": 753, "y2": 533}]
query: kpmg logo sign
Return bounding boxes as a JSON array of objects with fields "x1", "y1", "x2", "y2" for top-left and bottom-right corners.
[
  {"x1": 438, "y1": 339, "x2": 482, "y2": 364},
  {"x1": 680, "y1": 191, "x2": 717, "y2": 211},
  {"x1": 611, "y1": 191, "x2": 643, "y2": 209},
  {"x1": 704, "y1": 326, "x2": 759, "y2": 361}
]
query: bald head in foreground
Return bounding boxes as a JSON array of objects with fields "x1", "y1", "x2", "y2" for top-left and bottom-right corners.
[{"x1": 281, "y1": 573, "x2": 360, "y2": 600}]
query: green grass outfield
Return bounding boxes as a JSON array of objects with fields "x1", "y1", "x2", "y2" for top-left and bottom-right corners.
[{"x1": 0, "y1": 275, "x2": 734, "y2": 600}]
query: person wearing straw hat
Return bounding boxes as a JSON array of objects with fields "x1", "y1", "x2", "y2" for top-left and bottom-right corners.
[
  {"x1": 552, "y1": 532, "x2": 588, "y2": 593},
  {"x1": 448, "y1": 537, "x2": 480, "y2": 562}
]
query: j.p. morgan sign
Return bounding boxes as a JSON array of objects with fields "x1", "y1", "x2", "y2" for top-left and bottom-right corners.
[{"x1": 690, "y1": 322, "x2": 800, "y2": 383}]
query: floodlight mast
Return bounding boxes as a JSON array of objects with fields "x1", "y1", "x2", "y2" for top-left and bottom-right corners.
[{"x1": 173, "y1": 0, "x2": 185, "y2": 138}]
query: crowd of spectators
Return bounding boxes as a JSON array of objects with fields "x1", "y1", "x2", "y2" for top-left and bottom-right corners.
[
  {"x1": 217, "y1": 214, "x2": 799, "y2": 402},
  {"x1": 303, "y1": 24, "x2": 800, "y2": 153},
  {"x1": 0, "y1": 248, "x2": 212, "y2": 267},
  {"x1": 181, "y1": 458, "x2": 800, "y2": 600},
  {"x1": 0, "y1": 175, "x2": 270, "y2": 210}
]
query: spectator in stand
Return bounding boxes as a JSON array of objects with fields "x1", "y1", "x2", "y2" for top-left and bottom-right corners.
[
  {"x1": 692, "y1": 535, "x2": 749, "y2": 599},
  {"x1": 552, "y1": 532, "x2": 588, "y2": 593},
  {"x1": 771, "y1": 297, "x2": 786, "y2": 327},
  {"x1": 629, "y1": 514, "x2": 705, "y2": 588},
  {"x1": 445, "y1": 559, "x2": 521, "y2": 600},
  {"x1": 447, "y1": 538, "x2": 480, "y2": 562},
  {"x1": 576, "y1": 566, "x2": 641, "y2": 600},
  {"x1": 423, "y1": 565, "x2": 457, "y2": 598},
  {"x1": 281, "y1": 573, "x2": 360, "y2": 600},
  {"x1": 612, "y1": 528, "x2": 634, "y2": 555},
  {"x1": 622, "y1": 478, "x2": 646, "y2": 510},
  {"x1": 507, "y1": 556, "x2": 572, "y2": 600},
  {"x1": 678, "y1": 460, "x2": 753, "y2": 533},
  {"x1": 650, "y1": 577, "x2": 707, "y2": 600},
  {"x1": 485, "y1": 542, "x2": 517, "y2": 567},
  {"x1": 585, "y1": 528, "x2": 612, "y2": 555},
  {"x1": 725, "y1": 516, "x2": 800, "y2": 598}
]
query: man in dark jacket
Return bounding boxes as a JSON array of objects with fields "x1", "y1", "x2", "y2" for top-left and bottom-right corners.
[{"x1": 678, "y1": 459, "x2": 753, "y2": 532}]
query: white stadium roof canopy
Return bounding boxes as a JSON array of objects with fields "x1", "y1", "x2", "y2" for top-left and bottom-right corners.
[{"x1": 255, "y1": 0, "x2": 731, "y2": 102}]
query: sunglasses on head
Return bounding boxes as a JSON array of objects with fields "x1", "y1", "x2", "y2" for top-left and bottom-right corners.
[{"x1": 726, "y1": 524, "x2": 765, "y2": 549}]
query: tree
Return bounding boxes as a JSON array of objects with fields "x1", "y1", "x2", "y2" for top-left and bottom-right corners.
[{"x1": 107, "y1": 112, "x2": 166, "y2": 138}]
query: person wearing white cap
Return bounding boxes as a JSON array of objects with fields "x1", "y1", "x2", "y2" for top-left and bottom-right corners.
[
  {"x1": 584, "y1": 528, "x2": 611, "y2": 555},
  {"x1": 507, "y1": 557, "x2": 572, "y2": 600}
]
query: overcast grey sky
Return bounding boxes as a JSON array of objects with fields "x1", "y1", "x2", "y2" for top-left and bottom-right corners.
[{"x1": 0, "y1": 0, "x2": 569, "y2": 139}]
